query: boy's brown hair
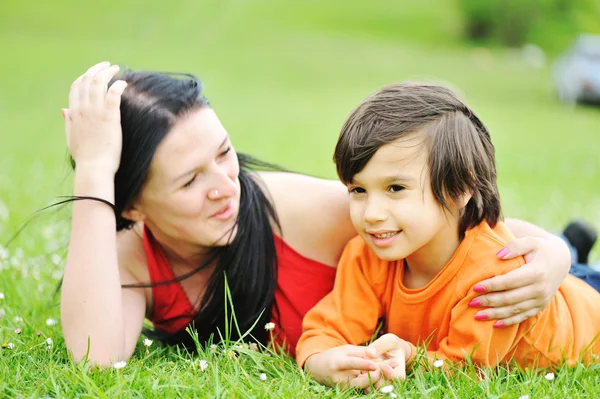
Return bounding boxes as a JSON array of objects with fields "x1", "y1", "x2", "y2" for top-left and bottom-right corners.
[{"x1": 334, "y1": 82, "x2": 502, "y2": 238}]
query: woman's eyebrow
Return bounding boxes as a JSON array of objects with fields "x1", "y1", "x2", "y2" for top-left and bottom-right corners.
[{"x1": 173, "y1": 135, "x2": 231, "y2": 183}]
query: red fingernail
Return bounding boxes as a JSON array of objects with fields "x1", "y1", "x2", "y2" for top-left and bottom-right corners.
[
  {"x1": 469, "y1": 300, "x2": 481, "y2": 307},
  {"x1": 496, "y1": 248, "x2": 509, "y2": 258},
  {"x1": 473, "y1": 285, "x2": 486, "y2": 293},
  {"x1": 474, "y1": 313, "x2": 488, "y2": 321},
  {"x1": 494, "y1": 321, "x2": 505, "y2": 328}
]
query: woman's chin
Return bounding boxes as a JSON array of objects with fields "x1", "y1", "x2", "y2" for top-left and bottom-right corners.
[{"x1": 213, "y1": 225, "x2": 239, "y2": 246}]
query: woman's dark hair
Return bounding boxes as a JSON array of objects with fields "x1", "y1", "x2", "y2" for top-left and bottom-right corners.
[{"x1": 73, "y1": 70, "x2": 280, "y2": 346}]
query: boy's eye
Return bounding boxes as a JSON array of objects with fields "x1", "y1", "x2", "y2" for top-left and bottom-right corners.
[
  {"x1": 348, "y1": 186, "x2": 366, "y2": 194},
  {"x1": 389, "y1": 184, "x2": 405, "y2": 193}
]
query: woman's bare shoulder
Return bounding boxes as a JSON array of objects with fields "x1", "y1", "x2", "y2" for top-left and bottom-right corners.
[{"x1": 256, "y1": 171, "x2": 357, "y2": 267}]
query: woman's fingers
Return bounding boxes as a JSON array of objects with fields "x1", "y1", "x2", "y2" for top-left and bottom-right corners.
[
  {"x1": 89, "y1": 64, "x2": 120, "y2": 107},
  {"x1": 69, "y1": 76, "x2": 83, "y2": 110},
  {"x1": 492, "y1": 307, "x2": 541, "y2": 327},
  {"x1": 105, "y1": 80, "x2": 128, "y2": 112},
  {"x1": 78, "y1": 62, "x2": 111, "y2": 108},
  {"x1": 473, "y1": 297, "x2": 540, "y2": 324},
  {"x1": 473, "y1": 284, "x2": 538, "y2": 308},
  {"x1": 497, "y1": 236, "x2": 540, "y2": 260},
  {"x1": 474, "y1": 264, "x2": 539, "y2": 294}
]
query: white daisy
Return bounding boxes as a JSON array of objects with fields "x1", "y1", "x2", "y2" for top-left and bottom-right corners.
[
  {"x1": 545, "y1": 372, "x2": 555, "y2": 381},
  {"x1": 264, "y1": 322, "x2": 275, "y2": 331},
  {"x1": 113, "y1": 361, "x2": 127, "y2": 369},
  {"x1": 7, "y1": 343, "x2": 15, "y2": 349},
  {"x1": 433, "y1": 359, "x2": 444, "y2": 368},
  {"x1": 0, "y1": 292, "x2": 4, "y2": 300},
  {"x1": 143, "y1": 338, "x2": 153, "y2": 347},
  {"x1": 46, "y1": 318, "x2": 57, "y2": 326},
  {"x1": 46, "y1": 338, "x2": 54, "y2": 347},
  {"x1": 380, "y1": 385, "x2": 394, "y2": 394},
  {"x1": 259, "y1": 373, "x2": 267, "y2": 381},
  {"x1": 199, "y1": 359, "x2": 208, "y2": 371}
]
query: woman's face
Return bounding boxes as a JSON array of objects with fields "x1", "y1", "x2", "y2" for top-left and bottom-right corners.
[{"x1": 134, "y1": 107, "x2": 241, "y2": 248}]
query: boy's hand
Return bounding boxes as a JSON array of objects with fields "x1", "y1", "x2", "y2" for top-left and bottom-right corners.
[
  {"x1": 365, "y1": 333, "x2": 411, "y2": 389},
  {"x1": 304, "y1": 345, "x2": 382, "y2": 389}
]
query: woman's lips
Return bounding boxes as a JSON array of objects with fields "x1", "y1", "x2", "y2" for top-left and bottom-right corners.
[{"x1": 210, "y1": 201, "x2": 234, "y2": 220}]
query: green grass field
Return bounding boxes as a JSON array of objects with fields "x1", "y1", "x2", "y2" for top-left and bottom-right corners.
[{"x1": 1, "y1": 0, "x2": 599, "y2": 397}]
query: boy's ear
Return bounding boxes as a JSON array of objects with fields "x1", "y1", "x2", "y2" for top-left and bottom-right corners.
[{"x1": 457, "y1": 191, "x2": 473, "y2": 209}]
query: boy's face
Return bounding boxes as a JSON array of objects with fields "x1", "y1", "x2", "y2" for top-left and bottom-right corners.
[{"x1": 347, "y1": 132, "x2": 461, "y2": 263}]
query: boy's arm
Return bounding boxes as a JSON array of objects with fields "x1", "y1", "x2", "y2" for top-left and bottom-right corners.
[{"x1": 296, "y1": 238, "x2": 385, "y2": 368}]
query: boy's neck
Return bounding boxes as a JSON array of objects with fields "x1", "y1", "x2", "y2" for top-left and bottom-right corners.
[{"x1": 403, "y1": 223, "x2": 462, "y2": 289}]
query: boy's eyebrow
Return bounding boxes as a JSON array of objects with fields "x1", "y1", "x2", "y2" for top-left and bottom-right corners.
[
  {"x1": 351, "y1": 173, "x2": 414, "y2": 185},
  {"x1": 381, "y1": 173, "x2": 413, "y2": 183}
]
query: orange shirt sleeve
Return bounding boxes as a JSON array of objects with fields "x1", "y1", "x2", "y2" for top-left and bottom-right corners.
[{"x1": 296, "y1": 237, "x2": 387, "y2": 368}]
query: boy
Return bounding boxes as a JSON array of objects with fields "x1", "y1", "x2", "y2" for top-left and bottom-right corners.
[{"x1": 296, "y1": 83, "x2": 600, "y2": 389}]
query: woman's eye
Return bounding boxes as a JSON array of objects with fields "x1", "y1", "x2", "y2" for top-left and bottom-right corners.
[
  {"x1": 220, "y1": 146, "x2": 232, "y2": 157},
  {"x1": 389, "y1": 185, "x2": 405, "y2": 193},
  {"x1": 183, "y1": 175, "x2": 196, "y2": 188}
]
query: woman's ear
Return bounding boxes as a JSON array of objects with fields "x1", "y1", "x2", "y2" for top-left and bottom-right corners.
[{"x1": 121, "y1": 203, "x2": 146, "y2": 223}]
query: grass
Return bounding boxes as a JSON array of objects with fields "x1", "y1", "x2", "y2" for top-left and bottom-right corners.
[{"x1": 0, "y1": 0, "x2": 599, "y2": 397}]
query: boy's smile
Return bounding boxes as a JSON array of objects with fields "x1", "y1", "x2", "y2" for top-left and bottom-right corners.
[{"x1": 347, "y1": 131, "x2": 464, "y2": 280}]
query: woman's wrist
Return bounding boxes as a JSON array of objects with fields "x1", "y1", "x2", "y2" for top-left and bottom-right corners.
[{"x1": 73, "y1": 166, "x2": 116, "y2": 201}]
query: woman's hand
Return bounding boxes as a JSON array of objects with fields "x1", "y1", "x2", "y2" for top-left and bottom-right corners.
[
  {"x1": 64, "y1": 61, "x2": 127, "y2": 176},
  {"x1": 470, "y1": 234, "x2": 570, "y2": 327}
]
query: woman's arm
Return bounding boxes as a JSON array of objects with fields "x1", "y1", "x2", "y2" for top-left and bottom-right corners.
[
  {"x1": 60, "y1": 62, "x2": 145, "y2": 365},
  {"x1": 470, "y1": 218, "x2": 570, "y2": 326}
]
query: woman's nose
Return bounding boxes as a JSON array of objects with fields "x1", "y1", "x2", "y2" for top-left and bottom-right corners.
[{"x1": 207, "y1": 165, "x2": 238, "y2": 200}]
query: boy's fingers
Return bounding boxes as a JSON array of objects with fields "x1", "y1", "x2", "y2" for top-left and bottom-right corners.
[
  {"x1": 382, "y1": 362, "x2": 406, "y2": 381},
  {"x1": 367, "y1": 334, "x2": 402, "y2": 358},
  {"x1": 348, "y1": 369, "x2": 381, "y2": 390},
  {"x1": 338, "y1": 357, "x2": 377, "y2": 372}
]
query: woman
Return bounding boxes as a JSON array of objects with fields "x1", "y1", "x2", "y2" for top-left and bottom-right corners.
[{"x1": 61, "y1": 62, "x2": 571, "y2": 366}]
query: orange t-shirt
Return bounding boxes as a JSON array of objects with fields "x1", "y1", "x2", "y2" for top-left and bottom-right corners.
[{"x1": 297, "y1": 221, "x2": 600, "y2": 369}]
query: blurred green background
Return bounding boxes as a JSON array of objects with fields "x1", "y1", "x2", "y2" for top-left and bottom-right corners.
[{"x1": 1, "y1": 0, "x2": 599, "y2": 259}]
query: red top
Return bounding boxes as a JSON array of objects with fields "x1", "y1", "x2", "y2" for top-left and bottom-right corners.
[{"x1": 143, "y1": 227, "x2": 337, "y2": 355}]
